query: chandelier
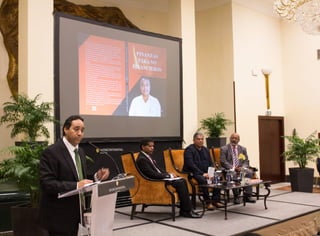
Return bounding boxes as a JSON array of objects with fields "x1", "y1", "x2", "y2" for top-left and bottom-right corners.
[{"x1": 274, "y1": 0, "x2": 320, "y2": 35}]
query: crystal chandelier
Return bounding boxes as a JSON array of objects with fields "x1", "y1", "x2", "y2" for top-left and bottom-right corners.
[{"x1": 274, "y1": 0, "x2": 320, "y2": 35}]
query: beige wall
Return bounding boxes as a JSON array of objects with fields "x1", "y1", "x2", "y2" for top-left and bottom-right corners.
[
  {"x1": 232, "y1": 2, "x2": 285, "y2": 171},
  {"x1": 70, "y1": 0, "x2": 170, "y2": 35},
  {"x1": 281, "y1": 20, "x2": 320, "y2": 173},
  {"x1": 195, "y1": 1, "x2": 285, "y2": 171},
  {"x1": 195, "y1": 2, "x2": 235, "y2": 137}
]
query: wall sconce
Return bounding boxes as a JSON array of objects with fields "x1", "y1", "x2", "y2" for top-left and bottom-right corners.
[{"x1": 261, "y1": 69, "x2": 272, "y2": 116}]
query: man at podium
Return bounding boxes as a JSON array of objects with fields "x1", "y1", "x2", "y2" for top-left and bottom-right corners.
[{"x1": 39, "y1": 115, "x2": 110, "y2": 236}]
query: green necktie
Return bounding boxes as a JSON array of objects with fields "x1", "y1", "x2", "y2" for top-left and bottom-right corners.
[
  {"x1": 74, "y1": 148, "x2": 86, "y2": 211},
  {"x1": 74, "y1": 148, "x2": 83, "y2": 180}
]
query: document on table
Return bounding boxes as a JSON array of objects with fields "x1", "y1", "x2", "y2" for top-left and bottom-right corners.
[{"x1": 163, "y1": 177, "x2": 183, "y2": 181}]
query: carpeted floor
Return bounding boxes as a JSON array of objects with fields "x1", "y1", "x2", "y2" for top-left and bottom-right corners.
[
  {"x1": 276, "y1": 185, "x2": 320, "y2": 193},
  {"x1": 252, "y1": 210, "x2": 320, "y2": 236},
  {"x1": 113, "y1": 185, "x2": 320, "y2": 236}
]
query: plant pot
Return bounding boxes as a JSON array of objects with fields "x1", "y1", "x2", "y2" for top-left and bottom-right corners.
[
  {"x1": 206, "y1": 137, "x2": 227, "y2": 148},
  {"x1": 11, "y1": 204, "x2": 48, "y2": 236},
  {"x1": 289, "y1": 167, "x2": 314, "y2": 193},
  {"x1": 0, "y1": 184, "x2": 30, "y2": 232}
]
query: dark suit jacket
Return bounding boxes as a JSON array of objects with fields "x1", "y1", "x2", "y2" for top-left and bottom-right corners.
[
  {"x1": 136, "y1": 152, "x2": 170, "y2": 179},
  {"x1": 39, "y1": 138, "x2": 88, "y2": 233},
  {"x1": 135, "y1": 151, "x2": 192, "y2": 212},
  {"x1": 183, "y1": 144, "x2": 213, "y2": 175},
  {"x1": 220, "y1": 143, "x2": 249, "y2": 170}
]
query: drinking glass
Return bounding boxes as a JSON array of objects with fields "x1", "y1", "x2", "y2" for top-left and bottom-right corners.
[{"x1": 214, "y1": 170, "x2": 223, "y2": 185}]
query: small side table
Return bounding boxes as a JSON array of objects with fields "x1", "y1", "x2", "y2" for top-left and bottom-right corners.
[{"x1": 198, "y1": 180, "x2": 272, "y2": 219}]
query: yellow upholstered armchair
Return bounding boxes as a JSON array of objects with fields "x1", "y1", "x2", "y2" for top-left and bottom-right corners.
[
  {"x1": 163, "y1": 148, "x2": 198, "y2": 208},
  {"x1": 121, "y1": 152, "x2": 179, "y2": 221},
  {"x1": 210, "y1": 147, "x2": 222, "y2": 169}
]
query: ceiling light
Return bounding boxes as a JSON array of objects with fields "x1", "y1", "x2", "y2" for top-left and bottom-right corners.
[{"x1": 274, "y1": 0, "x2": 320, "y2": 35}]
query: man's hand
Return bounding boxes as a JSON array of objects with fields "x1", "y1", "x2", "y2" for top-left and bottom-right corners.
[
  {"x1": 169, "y1": 173, "x2": 177, "y2": 178},
  {"x1": 96, "y1": 168, "x2": 110, "y2": 181},
  {"x1": 203, "y1": 173, "x2": 209, "y2": 179},
  {"x1": 78, "y1": 179, "x2": 93, "y2": 188}
]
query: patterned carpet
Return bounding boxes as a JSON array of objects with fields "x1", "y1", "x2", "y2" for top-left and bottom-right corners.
[{"x1": 276, "y1": 185, "x2": 320, "y2": 193}]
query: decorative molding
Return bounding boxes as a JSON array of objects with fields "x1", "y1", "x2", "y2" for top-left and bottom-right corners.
[
  {"x1": 54, "y1": 0, "x2": 139, "y2": 29},
  {"x1": 0, "y1": 0, "x2": 18, "y2": 97}
]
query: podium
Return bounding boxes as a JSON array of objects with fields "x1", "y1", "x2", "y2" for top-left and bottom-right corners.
[{"x1": 59, "y1": 176, "x2": 134, "y2": 236}]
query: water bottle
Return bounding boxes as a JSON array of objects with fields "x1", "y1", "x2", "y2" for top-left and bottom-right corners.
[
  {"x1": 226, "y1": 171, "x2": 231, "y2": 183},
  {"x1": 213, "y1": 172, "x2": 219, "y2": 184}
]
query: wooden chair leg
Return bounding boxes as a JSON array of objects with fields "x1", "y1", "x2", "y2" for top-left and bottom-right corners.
[
  {"x1": 131, "y1": 204, "x2": 136, "y2": 220},
  {"x1": 171, "y1": 203, "x2": 176, "y2": 221},
  {"x1": 191, "y1": 193, "x2": 196, "y2": 209},
  {"x1": 141, "y1": 204, "x2": 146, "y2": 213}
]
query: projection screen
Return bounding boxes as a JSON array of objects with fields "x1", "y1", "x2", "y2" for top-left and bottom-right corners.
[{"x1": 54, "y1": 13, "x2": 183, "y2": 141}]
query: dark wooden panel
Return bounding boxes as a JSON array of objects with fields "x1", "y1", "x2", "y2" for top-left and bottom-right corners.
[{"x1": 258, "y1": 116, "x2": 285, "y2": 182}]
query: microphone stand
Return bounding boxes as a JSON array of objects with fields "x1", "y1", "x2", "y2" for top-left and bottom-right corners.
[{"x1": 88, "y1": 142, "x2": 126, "y2": 180}]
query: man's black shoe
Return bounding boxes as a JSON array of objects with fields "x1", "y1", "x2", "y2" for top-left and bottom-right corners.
[
  {"x1": 233, "y1": 197, "x2": 240, "y2": 204},
  {"x1": 245, "y1": 197, "x2": 256, "y2": 203},
  {"x1": 180, "y1": 210, "x2": 202, "y2": 218}
]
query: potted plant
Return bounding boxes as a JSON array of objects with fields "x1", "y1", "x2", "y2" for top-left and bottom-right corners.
[
  {"x1": 282, "y1": 129, "x2": 320, "y2": 192},
  {"x1": 0, "y1": 142, "x2": 48, "y2": 208},
  {"x1": 0, "y1": 143, "x2": 50, "y2": 236},
  {"x1": 0, "y1": 93, "x2": 56, "y2": 142},
  {"x1": 0, "y1": 93, "x2": 57, "y2": 235},
  {"x1": 200, "y1": 112, "x2": 233, "y2": 148}
]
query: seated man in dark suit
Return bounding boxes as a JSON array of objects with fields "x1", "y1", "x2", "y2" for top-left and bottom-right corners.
[
  {"x1": 183, "y1": 132, "x2": 223, "y2": 210},
  {"x1": 220, "y1": 133, "x2": 256, "y2": 204},
  {"x1": 135, "y1": 138, "x2": 201, "y2": 218}
]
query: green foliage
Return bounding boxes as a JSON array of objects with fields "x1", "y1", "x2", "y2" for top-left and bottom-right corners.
[
  {"x1": 0, "y1": 142, "x2": 48, "y2": 207},
  {"x1": 282, "y1": 129, "x2": 320, "y2": 168},
  {"x1": 0, "y1": 94, "x2": 57, "y2": 142},
  {"x1": 200, "y1": 112, "x2": 233, "y2": 138},
  {"x1": 0, "y1": 93, "x2": 57, "y2": 207}
]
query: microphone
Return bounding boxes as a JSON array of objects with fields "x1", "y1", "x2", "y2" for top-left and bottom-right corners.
[
  {"x1": 87, "y1": 142, "x2": 127, "y2": 180},
  {"x1": 88, "y1": 141, "x2": 100, "y2": 154}
]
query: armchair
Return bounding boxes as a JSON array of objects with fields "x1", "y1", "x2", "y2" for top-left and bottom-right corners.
[
  {"x1": 210, "y1": 147, "x2": 222, "y2": 169},
  {"x1": 121, "y1": 152, "x2": 179, "y2": 221},
  {"x1": 163, "y1": 148, "x2": 198, "y2": 208}
]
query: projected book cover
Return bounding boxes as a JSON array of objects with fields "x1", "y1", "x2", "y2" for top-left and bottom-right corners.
[{"x1": 79, "y1": 35, "x2": 167, "y2": 117}]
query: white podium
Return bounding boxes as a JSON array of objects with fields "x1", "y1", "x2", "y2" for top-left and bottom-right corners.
[{"x1": 58, "y1": 176, "x2": 134, "y2": 236}]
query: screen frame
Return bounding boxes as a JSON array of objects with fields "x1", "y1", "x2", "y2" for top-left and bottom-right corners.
[{"x1": 54, "y1": 12, "x2": 183, "y2": 142}]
